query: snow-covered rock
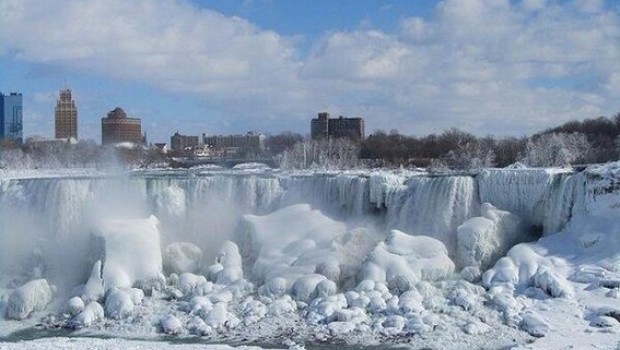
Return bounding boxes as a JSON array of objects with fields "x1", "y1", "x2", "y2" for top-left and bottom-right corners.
[
  {"x1": 5, "y1": 279, "x2": 53, "y2": 320},
  {"x1": 361, "y1": 230, "x2": 454, "y2": 292},
  {"x1": 456, "y1": 203, "x2": 524, "y2": 270},
  {"x1": 104, "y1": 288, "x2": 134, "y2": 320},
  {"x1": 93, "y1": 215, "x2": 164, "y2": 291},
  {"x1": 64, "y1": 296, "x2": 85, "y2": 317},
  {"x1": 70, "y1": 301, "x2": 104, "y2": 328},
  {"x1": 160, "y1": 314, "x2": 183, "y2": 335}
]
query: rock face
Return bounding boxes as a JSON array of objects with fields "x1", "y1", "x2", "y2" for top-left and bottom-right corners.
[{"x1": 5, "y1": 279, "x2": 53, "y2": 320}]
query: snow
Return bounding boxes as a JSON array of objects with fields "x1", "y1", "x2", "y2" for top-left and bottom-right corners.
[
  {"x1": 163, "y1": 242, "x2": 203, "y2": 275},
  {"x1": 361, "y1": 230, "x2": 455, "y2": 291},
  {"x1": 4, "y1": 279, "x2": 52, "y2": 320},
  {"x1": 2, "y1": 163, "x2": 620, "y2": 349},
  {"x1": 92, "y1": 215, "x2": 164, "y2": 291},
  {"x1": 456, "y1": 203, "x2": 525, "y2": 270}
]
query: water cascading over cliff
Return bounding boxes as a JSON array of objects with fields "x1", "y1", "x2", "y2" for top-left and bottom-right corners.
[{"x1": 0, "y1": 169, "x2": 585, "y2": 292}]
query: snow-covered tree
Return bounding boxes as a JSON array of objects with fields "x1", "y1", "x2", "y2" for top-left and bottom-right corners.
[
  {"x1": 277, "y1": 138, "x2": 360, "y2": 170},
  {"x1": 522, "y1": 132, "x2": 590, "y2": 167}
]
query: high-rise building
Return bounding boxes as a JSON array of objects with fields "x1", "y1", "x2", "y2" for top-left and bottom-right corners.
[
  {"x1": 101, "y1": 107, "x2": 142, "y2": 145},
  {"x1": 0, "y1": 92, "x2": 23, "y2": 143},
  {"x1": 55, "y1": 89, "x2": 78, "y2": 140},
  {"x1": 310, "y1": 112, "x2": 364, "y2": 140}
]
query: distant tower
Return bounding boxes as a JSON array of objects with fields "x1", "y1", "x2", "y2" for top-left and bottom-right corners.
[
  {"x1": 55, "y1": 89, "x2": 78, "y2": 140},
  {"x1": 0, "y1": 92, "x2": 23, "y2": 143}
]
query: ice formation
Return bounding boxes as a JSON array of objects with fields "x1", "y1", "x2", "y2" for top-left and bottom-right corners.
[
  {"x1": 0, "y1": 164, "x2": 620, "y2": 349},
  {"x1": 92, "y1": 215, "x2": 164, "y2": 291},
  {"x1": 456, "y1": 203, "x2": 524, "y2": 270},
  {"x1": 5, "y1": 279, "x2": 53, "y2": 320}
]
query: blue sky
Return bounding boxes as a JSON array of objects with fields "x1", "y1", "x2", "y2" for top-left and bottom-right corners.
[{"x1": 1, "y1": 0, "x2": 619, "y2": 143}]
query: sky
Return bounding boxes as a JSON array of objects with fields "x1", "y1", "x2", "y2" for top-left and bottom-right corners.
[{"x1": 1, "y1": 0, "x2": 619, "y2": 143}]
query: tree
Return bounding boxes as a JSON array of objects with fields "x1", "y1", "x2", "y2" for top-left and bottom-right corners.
[
  {"x1": 277, "y1": 137, "x2": 360, "y2": 170},
  {"x1": 522, "y1": 132, "x2": 590, "y2": 167}
]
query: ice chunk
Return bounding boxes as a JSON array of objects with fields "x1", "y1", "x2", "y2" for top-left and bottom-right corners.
[
  {"x1": 328, "y1": 321, "x2": 355, "y2": 336},
  {"x1": 456, "y1": 203, "x2": 524, "y2": 270},
  {"x1": 176, "y1": 273, "x2": 209, "y2": 296},
  {"x1": 70, "y1": 301, "x2": 104, "y2": 329},
  {"x1": 65, "y1": 296, "x2": 84, "y2": 317},
  {"x1": 81, "y1": 260, "x2": 104, "y2": 303},
  {"x1": 160, "y1": 314, "x2": 183, "y2": 335},
  {"x1": 5, "y1": 279, "x2": 53, "y2": 320},
  {"x1": 211, "y1": 241, "x2": 243, "y2": 285},
  {"x1": 163, "y1": 242, "x2": 203, "y2": 275},
  {"x1": 93, "y1": 215, "x2": 163, "y2": 291},
  {"x1": 187, "y1": 316, "x2": 212, "y2": 336},
  {"x1": 520, "y1": 311, "x2": 550, "y2": 337},
  {"x1": 532, "y1": 266, "x2": 574, "y2": 298},
  {"x1": 104, "y1": 288, "x2": 134, "y2": 320},
  {"x1": 292, "y1": 274, "x2": 327, "y2": 302}
]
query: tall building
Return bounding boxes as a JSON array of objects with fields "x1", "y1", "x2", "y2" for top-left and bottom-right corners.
[
  {"x1": 55, "y1": 89, "x2": 78, "y2": 140},
  {"x1": 170, "y1": 131, "x2": 199, "y2": 152},
  {"x1": 310, "y1": 112, "x2": 364, "y2": 140},
  {"x1": 101, "y1": 107, "x2": 142, "y2": 145},
  {"x1": 0, "y1": 92, "x2": 23, "y2": 143}
]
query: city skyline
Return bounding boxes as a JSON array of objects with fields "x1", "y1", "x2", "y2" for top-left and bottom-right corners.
[{"x1": 1, "y1": 0, "x2": 620, "y2": 143}]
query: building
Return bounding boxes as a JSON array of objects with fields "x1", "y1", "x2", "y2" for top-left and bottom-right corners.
[
  {"x1": 55, "y1": 89, "x2": 78, "y2": 140},
  {"x1": 0, "y1": 92, "x2": 23, "y2": 143},
  {"x1": 310, "y1": 112, "x2": 364, "y2": 140},
  {"x1": 201, "y1": 132, "x2": 266, "y2": 158},
  {"x1": 170, "y1": 131, "x2": 199, "y2": 152},
  {"x1": 101, "y1": 107, "x2": 142, "y2": 145}
]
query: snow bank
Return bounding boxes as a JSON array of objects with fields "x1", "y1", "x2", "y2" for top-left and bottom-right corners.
[
  {"x1": 456, "y1": 203, "x2": 524, "y2": 270},
  {"x1": 92, "y1": 215, "x2": 164, "y2": 291},
  {"x1": 361, "y1": 230, "x2": 454, "y2": 292},
  {"x1": 5, "y1": 279, "x2": 53, "y2": 320}
]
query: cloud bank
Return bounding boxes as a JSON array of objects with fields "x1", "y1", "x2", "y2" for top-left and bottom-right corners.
[{"x1": 1, "y1": 0, "x2": 619, "y2": 136}]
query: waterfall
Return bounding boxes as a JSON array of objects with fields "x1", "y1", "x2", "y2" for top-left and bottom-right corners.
[{"x1": 0, "y1": 169, "x2": 588, "y2": 290}]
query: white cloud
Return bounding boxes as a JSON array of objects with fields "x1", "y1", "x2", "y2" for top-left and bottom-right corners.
[{"x1": 1, "y1": 0, "x2": 619, "y2": 138}]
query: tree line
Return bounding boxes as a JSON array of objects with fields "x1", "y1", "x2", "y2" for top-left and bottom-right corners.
[{"x1": 266, "y1": 113, "x2": 620, "y2": 170}]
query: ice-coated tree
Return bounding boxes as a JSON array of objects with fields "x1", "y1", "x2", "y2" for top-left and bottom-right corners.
[
  {"x1": 522, "y1": 132, "x2": 591, "y2": 167},
  {"x1": 277, "y1": 137, "x2": 360, "y2": 170}
]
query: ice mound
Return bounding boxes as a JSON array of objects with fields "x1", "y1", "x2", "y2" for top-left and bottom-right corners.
[
  {"x1": 241, "y1": 204, "x2": 352, "y2": 295},
  {"x1": 163, "y1": 242, "x2": 203, "y2": 275},
  {"x1": 92, "y1": 215, "x2": 164, "y2": 291},
  {"x1": 104, "y1": 288, "x2": 143, "y2": 319},
  {"x1": 69, "y1": 301, "x2": 104, "y2": 328},
  {"x1": 361, "y1": 230, "x2": 454, "y2": 292},
  {"x1": 5, "y1": 279, "x2": 53, "y2": 320},
  {"x1": 456, "y1": 203, "x2": 524, "y2": 271},
  {"x1": 81, "y1": 260, "x2": 104, "y2": 303},
  {"x1": 483, "y1": 243, "x2": 573, "y2": 298},
  {"x1": 209, "y1": 241, "x2": 243, "y2": 285}
]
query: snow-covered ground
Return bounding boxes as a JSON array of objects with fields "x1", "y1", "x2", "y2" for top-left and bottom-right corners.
[{"x1": 1, "y1": 164, "x2": 620, "y2": 349}]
